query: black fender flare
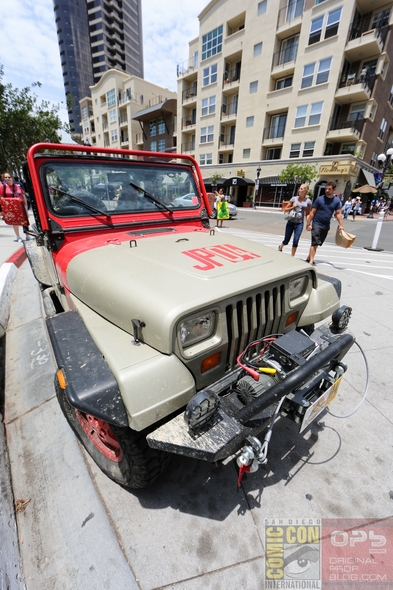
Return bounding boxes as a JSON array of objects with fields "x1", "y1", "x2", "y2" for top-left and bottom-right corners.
[{"x1": 46, "y1": 309, "x2": 129, "y2": 427}]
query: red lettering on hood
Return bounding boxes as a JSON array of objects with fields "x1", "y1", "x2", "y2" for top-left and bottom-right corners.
[{"x1": 183, "y1": 244, "x2": 260, "y2": 271}]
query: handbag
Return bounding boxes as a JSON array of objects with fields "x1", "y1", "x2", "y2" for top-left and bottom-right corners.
[
  {"x1": 335, "y1": 228, "x2": 356, "y2": 249},
  {"x1": 284, "y1": 208, "x2": 297, "y2": 221}
]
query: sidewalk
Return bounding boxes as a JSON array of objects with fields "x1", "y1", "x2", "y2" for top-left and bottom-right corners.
[{"x1": 0, "y1": 220, "x2": 28, "y2": 590}]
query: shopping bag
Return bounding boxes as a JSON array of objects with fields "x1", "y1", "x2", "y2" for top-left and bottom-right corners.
[
  {"x1": 335, "y1": 228, "x2": 356, "y2": 249},
  {"x1": 0, "y1": 197, "x2": 29, "y2": 226}
]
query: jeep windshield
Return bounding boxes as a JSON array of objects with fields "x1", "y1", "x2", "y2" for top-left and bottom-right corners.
[{"x1": 42, "y1": 161, "x2": 201, "y2": 216}]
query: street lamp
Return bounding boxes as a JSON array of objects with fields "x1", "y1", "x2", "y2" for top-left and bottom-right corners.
[
  {"x1": 368, "y1": 147, "x2": 393, "y2": 217},
  {"x1": 253, "y1": 165, "x2": 261, "y2": 209}
]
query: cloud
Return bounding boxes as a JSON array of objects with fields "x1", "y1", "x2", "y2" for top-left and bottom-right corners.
[{"x1": 0, "y1": 0, "x2": 207, "y2": 123}]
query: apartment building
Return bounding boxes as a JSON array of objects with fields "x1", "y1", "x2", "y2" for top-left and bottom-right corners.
[
  {"x1": 80, "y1": 69, "x2": 177, "y2": 152},
  {"x1": 54, "y1": 0, "x2": 143, "y2": 133},
  {"x1": 177, "y1": 0, "x2": 393, "y2": 205}
]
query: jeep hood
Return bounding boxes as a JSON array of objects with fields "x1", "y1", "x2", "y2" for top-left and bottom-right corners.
[{"x1": 64, "y1": 230, "x2": 311, "y2": 354}]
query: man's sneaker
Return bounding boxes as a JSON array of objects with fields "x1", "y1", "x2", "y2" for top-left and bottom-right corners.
[{"x1": 14, "y1": 237, "x2": 23, "y2": 242}]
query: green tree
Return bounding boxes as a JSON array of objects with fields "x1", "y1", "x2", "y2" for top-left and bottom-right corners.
[
  {"x1": 278, "y1": 162, "x2": 318, "y2": 185},
  {"x1": 0, "y1": 65, "x2": 68, "y2": 176}
]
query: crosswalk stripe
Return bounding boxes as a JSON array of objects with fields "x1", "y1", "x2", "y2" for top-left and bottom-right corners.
[{"x1": 217, "y1": 228, "x2": 393, "y2": 280}]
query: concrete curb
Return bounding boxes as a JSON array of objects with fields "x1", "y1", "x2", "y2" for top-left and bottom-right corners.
[{"x1": 0, "y1": 248, "x2": 27, "y2": 338}]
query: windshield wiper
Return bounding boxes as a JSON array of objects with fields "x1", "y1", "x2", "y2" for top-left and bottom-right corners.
[
  {"x1": 55, "y1": 188, "x2": 111, "y2": 218},
  {"x1": 129, "y1": 181, "x2": 173, "y2": 214}
]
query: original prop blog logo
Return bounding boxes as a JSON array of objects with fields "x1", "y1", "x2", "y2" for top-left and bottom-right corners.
[{"x1": 265, "y1": 519, "x2": 321, "y2": 589}]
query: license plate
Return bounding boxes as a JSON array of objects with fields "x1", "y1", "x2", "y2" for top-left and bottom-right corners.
[{"x1": 299, "y1": 376, "x2": 342, "y2": 433}]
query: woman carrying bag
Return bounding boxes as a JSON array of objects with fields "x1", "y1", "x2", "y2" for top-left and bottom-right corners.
[{"x1": 278, "y1": 184, "x2": 312, "y2": 256}]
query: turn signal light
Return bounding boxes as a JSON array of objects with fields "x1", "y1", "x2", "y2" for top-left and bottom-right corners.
[
  {"x1": 56, "y1": 368, "x2": 67, "y2": 389},
  {"x1": 285, "y1": 311, "x2": 298, "y2": 327},
  {"x1": 201, "y1": 352, "x2": 221, "y2": 374}
]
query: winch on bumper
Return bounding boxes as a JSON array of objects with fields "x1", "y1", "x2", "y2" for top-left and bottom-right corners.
[{"x1": 147, "y1": 309, "x2": 353, "y2": 463}]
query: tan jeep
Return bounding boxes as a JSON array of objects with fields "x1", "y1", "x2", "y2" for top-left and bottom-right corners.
[{"x1": 13, "y1": 143, "x2": 353, "y2": 489}]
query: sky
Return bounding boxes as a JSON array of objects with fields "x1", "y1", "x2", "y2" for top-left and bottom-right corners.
[{"x1": 0, "y1": 0, "x2": 208, "y2": 130}]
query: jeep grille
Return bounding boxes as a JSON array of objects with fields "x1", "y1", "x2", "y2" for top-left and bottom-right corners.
[{"x1": 225, "y1": 284, "x2": 286, "y2": 370}]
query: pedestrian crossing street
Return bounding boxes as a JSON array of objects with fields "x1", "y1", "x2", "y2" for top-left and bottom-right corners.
[{"x1": 217, "y1": 227, "x2": 393, "y2": 281}]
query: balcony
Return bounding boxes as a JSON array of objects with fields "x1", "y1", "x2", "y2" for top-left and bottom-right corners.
[
  {"x1": 335, "y1": 72, "x2": 376, "y2": 105},
  {"x1": 135, "y1": 133, "x2": 144, "y2": 145},
  {"x1": 223, "y1": 67, "x2": 241, "y2": 91},
  {"x1": 182, "y1": 116, "x2": 196, "y2": 131},
  {"x1": 119, "y1": 115, "x2": 128, "y2": 127},
  {"x1": 221, "y1": 101, "x2": 238, "y2": 123},
  {"x1": 262, "y1": 126, "x2": 286, "y2": 145},
  {"x1": 271, "y1": 46, "x2": 298, "y2": 78},
  {"x1": 181, "y1": 142, "x2": 195, "y2": 154},
  {"x1": 326, "y1": 117, "x2": 365, "y2": 142},
  {"x1": 120, "y1": 138, "x2": 129, "y2": 147},
  {"x1": 345, "y1": 21, "x2": 388, "y2": 62},
  {"x1": 276, "y1": 0, "x2": 304, "y2": 40},
  {"x1": 177, "y1": 57, "x2": 198, "y2": 80},
  {"x1": 219, "y1": 133, "x2": 235, "y2": 151},
  {"x1": 182, "y1": 88, "x2": 197, "y2": 104}
]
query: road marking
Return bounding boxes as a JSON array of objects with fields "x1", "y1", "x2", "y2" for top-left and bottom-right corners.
[{"x1": 219, "y1": 228, "x2": 393, "y2": 280}]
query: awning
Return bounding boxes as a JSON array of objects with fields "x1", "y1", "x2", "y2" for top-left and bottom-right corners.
[
  {"x1": 361, "y1": 168, "x2": 376, "y2": 187},
  {"x1": 132, "y1": 99, "x2": 177, "y2": 121},
  {"x1": 259, "y1": 176, "x2": 287, "y2": 186},
  {"x1": 222, "y1": 176, "x2": 255, "y2": 187}
]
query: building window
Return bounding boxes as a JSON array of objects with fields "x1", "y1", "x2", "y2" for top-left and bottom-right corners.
[
  {"x1": 286, "y1": 0, "x2": 304, "y2": 21},
  {"x1": 193, "y1": 51, "x2": 199, "y2": 68},
  {"x1": 303, "y1": 141, "x2": 315, "y2": 157},
  {"x1": 243, "y1": 148, "x2": 251, "y2": 159},
  {"x1": 370, "y1": 152, "x2": 377, "y2": 167},
  {"x1": 275, "y1": 76, "x2": 293, "y2": 90},
  {"x1": 200, "y1": 125, "x2": 214, "y2": 143},
  {"x1": 201, "y1": 96, "x2": 216, "y2": 116},
  {"x1": 109, "y1": 108, "x2": 116, "y2": 123},
  {"x1": 200, "y1": 153, "x2": 213, "y2": 165},
  {"x1": 265, "y1": 147, "x2": 282, "y2": 160},
  {"x1": 301, "y1": 57, "x2": 332, "y2": 88},
  {"x1": 301, "y1": 63, "x2": 315, "y2": 88},
  {"x1": 269, "y1": 113, "x2": 287, "y2": 138},
  {"x1": 279, "y1": 35, "x2": 299, "y2": 64},
  {"x1": 246, "y1": 116, "x2": 254, "y2": 127},
  {"x1": 203, "y1": 64, "x2": 218, "y2": 86},
  {"x1": 83, "y1": 123, "x2": 89, "y2": 134},
  {"x1": 384, "y1": 81, "x2": 393, "y2": 104},
  {"x1": 309, "y1": 7, "x2": 342, "y2": 45},
  {"x1": 258, "y1": 1, "x2": 267, "y2": 16},
  {"x1": 289, "y1": 143, "x2": 301, "y2": 158},
  {"x1": 371, "y1": 8, "x2": 390, "y2": 29},
  {"x1": 378, "y1": 118, "x2": 387, "y2": 140},
  {"x1": 250, "y1": 81, "x2": 258, "y2": 93},
  {"x1": 107, "y1": 89, "x2": 116, "y2": 107},
  {"x1": 157, "y1": 139, "x2": 166, "y2": 151},
  {"x1": 349, "y1": 103, "x2": 366, "y2": 120},
  {"x1": 157, "y1": 117, "x2": 165, "y2": 134},
  {"x1": 110, "y1": 129, "x2": 118, "y2": 142},
  {"x1": 82, "y1": 105, "x2": 88, "y2": 120},
  {"x1": 340, "y1": 143, "x2": 355, "y2": 155},
  {"x1": 309, "y1": 101, "x2": 323, "y2": 125},
  {"x1": 150, "y1": 141, "x2": 157, "y2": 151},
  {"x1": 150, "y1": 119, "x2": 156, "y2": 137},
  {"x1": 295, "y1": 102, "x2": 323, "y2": 127},
  {"x1": 254, "y1": 42, "x2": 263, "y2": 57},
  {"x1": 202, "y1": 26, "x2": 223, "y2": 61}
]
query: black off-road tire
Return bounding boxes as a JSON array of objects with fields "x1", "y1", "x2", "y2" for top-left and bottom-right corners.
[{"x1": 56, "y1": 386, "x2": 170, "y2": 489}]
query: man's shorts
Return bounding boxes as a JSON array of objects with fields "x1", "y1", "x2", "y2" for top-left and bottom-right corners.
[{"x1": 311, "y1": 224, "x2": 329, "y2": 246}]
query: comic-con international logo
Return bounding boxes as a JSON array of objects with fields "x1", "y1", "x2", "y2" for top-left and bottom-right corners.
[{"x1": 264, "y1": 519, "x2": 321, "y2": 589}]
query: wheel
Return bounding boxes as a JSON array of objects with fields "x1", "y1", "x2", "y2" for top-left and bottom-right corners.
[{"x1": 56, "y1": 385, "x2": 170, "y2": 489}]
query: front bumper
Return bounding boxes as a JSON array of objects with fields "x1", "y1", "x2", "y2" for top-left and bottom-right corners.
[{"x1": 147, "y1": 328, "x2": 354, "y2": 462}]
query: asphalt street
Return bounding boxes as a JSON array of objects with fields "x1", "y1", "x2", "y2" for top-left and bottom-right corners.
[{"x1": 1, "y1": 211, "x2": 393, "y2": 590}]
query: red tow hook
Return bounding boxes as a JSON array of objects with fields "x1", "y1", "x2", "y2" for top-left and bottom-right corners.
[{"x1": 237, "y1": 463, "x2": 251, "y2": 490}]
